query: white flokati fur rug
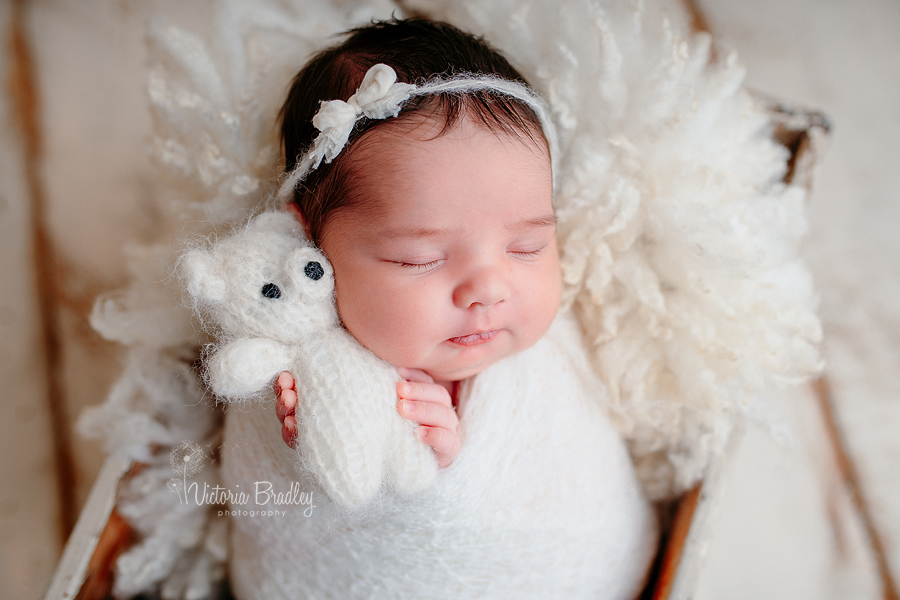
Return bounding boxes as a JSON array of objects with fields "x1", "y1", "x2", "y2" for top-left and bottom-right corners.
[{"x1": 78, "y1": 0, "x2": 823, "y2": 597}]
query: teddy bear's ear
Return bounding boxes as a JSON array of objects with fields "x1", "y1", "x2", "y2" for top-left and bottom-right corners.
[
  {"x1": 287, "y1": 246, "x2": 334, "y2": 300},
  {"x1": 178, "y1": 249, "x2": 228, "y2": 304},
  {"x1": 249, "y1": 211, "x2": 301, "y2": 237}
]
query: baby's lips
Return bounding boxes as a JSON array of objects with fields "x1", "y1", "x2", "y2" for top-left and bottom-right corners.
[{"x1": 447, "y1": 329, "x2": 499, "y2": 346}]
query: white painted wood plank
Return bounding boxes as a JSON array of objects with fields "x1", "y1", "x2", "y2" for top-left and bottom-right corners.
[
  {"x1": 42, "y1": 455, "x2": 132, "y2": 600},
  {"x1": 666, "y1": 425, "x2": 743, "y2": 599}
]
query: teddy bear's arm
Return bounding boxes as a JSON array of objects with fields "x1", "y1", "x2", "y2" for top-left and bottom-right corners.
[{"x1": 207, "y1": 338, "x2": 293, "y2": 400}]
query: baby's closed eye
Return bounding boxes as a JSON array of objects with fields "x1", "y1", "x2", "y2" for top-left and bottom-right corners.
[
  {"x1": 508, "y1": 247, "x2": 545, "y2": 260},
  {"x1": 385, "y1": 258, "x2": 445, "y2": 272}
]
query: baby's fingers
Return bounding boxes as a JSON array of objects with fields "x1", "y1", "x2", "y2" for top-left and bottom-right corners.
[
  {"x1": 397, "y1": 367, "x2": 434, "y2": 384},
  {"x1": 281, "y1": 415, "x2": 297, "y2": 448},
  {"x1": 274, "y1": 371, "x2": 296, "y2": 423},
  {"x1": 275, "y1": 372, "x2": 297, "y2": 450},
  {"x1": 276, "y1": 371, "x2": 295, "y2": 393},
  {"x1": 396, "y1": 379, "x2": 460, "y2": 469},
  {"x1": 276, "y1": 388, "x2": 297, "y2": 422},
  {"x1": 417, "y1": 426, "x2": 460, "y2": 469},
  {"x1": 397, "y1": 399, "x2": 458, "y2": 433},
  {"x1": 396, "y1": 380, "x2": 452, "y2": 407}
]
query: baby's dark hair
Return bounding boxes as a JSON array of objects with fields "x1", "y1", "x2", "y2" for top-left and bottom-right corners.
[{"x1": 279, "y1": 17, "x2": 546, "y2": 246}]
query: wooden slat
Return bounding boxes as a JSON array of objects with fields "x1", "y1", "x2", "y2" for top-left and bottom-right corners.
[
  {"x1": 42, "y1": 455, "x2": 132, "y2": 600},
  {"x1": 814, "y1": 378, "x2": 900, "y2": 600},
  {"x1": 651, "y1": 486, "x2": 702, "y2": 600},
  {"x1": 662, "y1": 426, "x2": 741, "y2": 599}
]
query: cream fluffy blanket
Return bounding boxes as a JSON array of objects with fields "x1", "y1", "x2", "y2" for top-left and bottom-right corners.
[{"x1": 223, "y1": 311, "x2": 657, "y2": 600}]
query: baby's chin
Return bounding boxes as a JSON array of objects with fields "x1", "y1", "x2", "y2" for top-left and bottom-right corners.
[
  {"x1": 418, "y1": 347, "x2": 518, "y2": 385},
  {"x1": 419, "y1": 328, "x2": 552, "y2": 384},
  {"x1": 423, "y1": 364, "x2": 485, "y2": 387}
]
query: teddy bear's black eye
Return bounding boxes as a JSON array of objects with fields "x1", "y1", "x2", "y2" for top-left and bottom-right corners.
[
  {"x1": 304, "y1": 261, "x2": 324, "y2": 281},
  {"x1": 261, "y1": 283, "x2": 281, "y2": 299}
]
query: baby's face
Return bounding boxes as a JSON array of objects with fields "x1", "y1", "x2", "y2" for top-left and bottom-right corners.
[{"x1": 316, "y1": 114, "x2": 561, "y2": 384}]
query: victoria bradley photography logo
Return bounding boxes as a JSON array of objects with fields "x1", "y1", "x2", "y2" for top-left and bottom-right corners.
[{"x1": 167, "y1": 440, "x2": 316, "y2": 518}]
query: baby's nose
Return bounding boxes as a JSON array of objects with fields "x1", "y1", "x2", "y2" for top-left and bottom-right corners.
[{"x1": 452, "y1": 265, "x2": 510, "y2": 309}]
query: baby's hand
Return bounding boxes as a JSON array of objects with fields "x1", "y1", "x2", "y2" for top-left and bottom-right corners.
[
  {"x1": 274, "y1": 372, "x2": 298, "y2": 448},
  {"x1": 275, "y1": 368, "x2": 461, "y2": 468},
  {"x1": 396, "y1": 367, "x2": 460, "y2": 469}
]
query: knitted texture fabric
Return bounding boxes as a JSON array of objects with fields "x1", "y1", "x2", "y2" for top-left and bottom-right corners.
[
  {"x1": 224, "y1": 311, "x2": 657, "y2": 600},
  {"x1": 179, "y1": 212, "x2": 437, "y2": 507}
]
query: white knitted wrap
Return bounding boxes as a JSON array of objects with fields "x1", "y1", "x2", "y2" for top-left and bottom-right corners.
[
  {"x1": 77, "y1": 0, "x2": 823, "y2": 598},
  {"x1": 224, "y1": 311, "x2": 657, "y2": 600}
]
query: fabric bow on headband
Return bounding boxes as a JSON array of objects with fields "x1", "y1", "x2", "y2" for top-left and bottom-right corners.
[
  {"x1": 311, "y1": 64, "x2": 415, "y2": 166},
  {"x1": 277, "y1": 63, "x2": 559, "y2": 202}
]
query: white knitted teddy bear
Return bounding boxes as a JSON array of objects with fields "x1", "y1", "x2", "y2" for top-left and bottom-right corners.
[{"x1": 179, "y1": 211, "x2": 438, "y2": 507}]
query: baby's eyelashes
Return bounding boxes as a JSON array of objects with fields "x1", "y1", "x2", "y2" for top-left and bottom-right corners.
[
  {"x1": 508, "y1": 247, "x2": 545, "y2": 260},
  {"x1": 389, "y1": 259, "x2": 445, "y2": 272}
]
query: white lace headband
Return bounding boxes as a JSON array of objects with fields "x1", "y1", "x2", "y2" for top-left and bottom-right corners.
[{"x1": 276, "y1": 63, "x2": 559, "y2": 202}]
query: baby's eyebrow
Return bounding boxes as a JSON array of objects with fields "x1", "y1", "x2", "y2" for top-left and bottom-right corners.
[
  {"x1": 378, "y1": 215, "x2": 556, "y2": 240},
  {"x1": 380, "y1": 226, "x2": 456, "y2": 239},
  {"x1": 508, "y1": 214, "x2": 557, "y2": 231}
]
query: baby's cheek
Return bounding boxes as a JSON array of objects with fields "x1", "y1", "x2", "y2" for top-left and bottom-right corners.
[
  {"x1": 373, "y1": 302, "x2": 438, "y2": 363},
  {"x1": 517, "y1": 265, "x2": 562, "y2": 345},
  {"x1": 335, "y1": 282, "x2": 433, "y2": 365}
]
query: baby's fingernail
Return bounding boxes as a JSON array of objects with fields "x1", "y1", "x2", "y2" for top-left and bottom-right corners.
[
  {"x1": 400, "y1": 400, "x2": 414, "y2": 413},
  {"x1": 416, "y1": 427, "x2": 427, "y2": 440}
]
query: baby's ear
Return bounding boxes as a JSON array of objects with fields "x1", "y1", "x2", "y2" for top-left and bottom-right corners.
[
  {"x1": 178, "y1": 249, "x2": 227, "y2": 304},
  {"x1": 287, "y1": 246, "x2": 334, "y2": 301}
]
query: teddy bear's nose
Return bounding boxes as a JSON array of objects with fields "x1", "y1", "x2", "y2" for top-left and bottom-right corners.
[
  {"x1": 261, "y1": 283, "x2": 281, "y2": 299},
  {"x1": 304, "y1": 261, "x2": 324, "y2": 281}
]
